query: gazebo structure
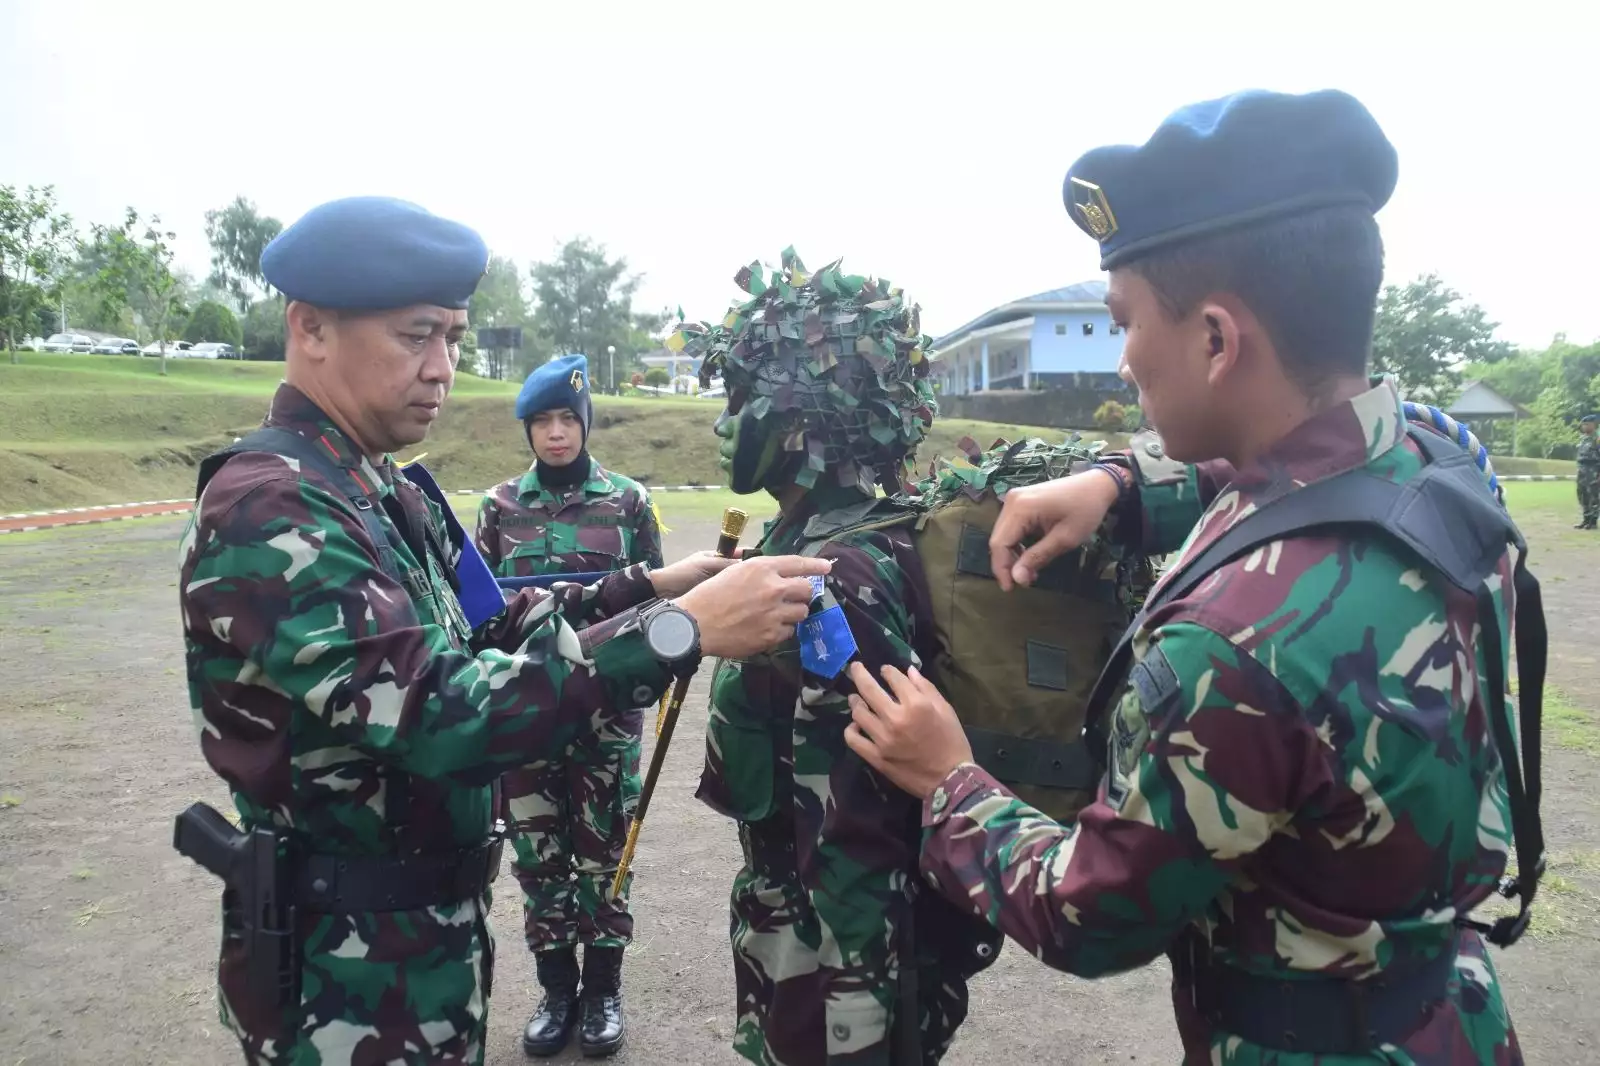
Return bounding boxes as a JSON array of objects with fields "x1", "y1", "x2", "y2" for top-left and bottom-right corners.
[{"x1": 1447, "y1": 380, "x2": 1529, "y2": 455}]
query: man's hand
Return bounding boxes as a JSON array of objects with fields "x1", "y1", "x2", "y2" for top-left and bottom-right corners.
[
  {"x1": 676, "y1": 555, "x2": 832, "y2": 659},
  {"x1": 988, "y1": 470, "x2": 1121, "y2": 591},
  {"x1": 843, "y1": 663, "x2": 973, "y2": 800},
  {"x1": 649, "y1": 550, "x2": 738, "y2": 598}
]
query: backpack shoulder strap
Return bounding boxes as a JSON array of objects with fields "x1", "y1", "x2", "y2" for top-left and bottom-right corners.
[
  {"x1": 1086, "y1": 425, "x2": 1546, "y2": 947},
  {"x1": 196, "y1": 426, "x2": 406, "y2": 589}
]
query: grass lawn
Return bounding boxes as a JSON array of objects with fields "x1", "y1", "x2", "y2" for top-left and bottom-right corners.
[
  {"x1": 0, "y1": 352, "x2": 1105, "y2": 512},
  {"x1": 0, "y1": 351, "x2": 1578, "y2": 515}
]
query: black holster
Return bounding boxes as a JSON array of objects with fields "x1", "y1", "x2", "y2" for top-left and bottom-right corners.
[{"x1": 173, "y1": 802, "x2": 298, "y2": 1009}]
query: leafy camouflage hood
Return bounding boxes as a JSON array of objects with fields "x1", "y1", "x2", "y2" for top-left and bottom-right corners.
[
  {"x1": 914, "y1": 434, "x2": 1110, "y2": 506},
  {"x1": 672, "y1": 247, "x2": 937, "y2": 495}
]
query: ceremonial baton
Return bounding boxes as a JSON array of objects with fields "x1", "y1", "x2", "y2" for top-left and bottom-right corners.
[{"x1": 611, "y1": 506, "x2": 748, "y2": 899}]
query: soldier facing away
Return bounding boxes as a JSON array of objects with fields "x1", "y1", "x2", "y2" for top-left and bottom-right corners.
[
  {"x1": 845, "y1": 89, "x2": 1542, "y2": 1064},
  {"x1": 176, "y1": 196, "x2": 832, "y2": 1065},
  {"x1": 475, "y1": 352, "x2": 663, "y2": 1057},
  {"x1": 1576, "y1": 412, "x2": 1598, "y2": 529}
]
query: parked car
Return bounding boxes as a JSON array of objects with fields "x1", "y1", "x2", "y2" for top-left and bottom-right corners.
[
  {"x1": 91, "y1": 337, "x2": 141, "y2": 355},
  {"x1": 186, "y1": 342, "x2": 237, "y2": 360},
  {"x1": 41, "y1": 333, "x2": 94, "y2": 353},
  {"x1": 140, "y1": 339, "x2": 194, "y2": 356}
]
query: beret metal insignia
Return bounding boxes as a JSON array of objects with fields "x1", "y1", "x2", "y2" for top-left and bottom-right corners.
[
  {"x1": 1069, "y1": 177, "x2": 1118, "y2": 242},
  {"x1": 570, "y1": 370, "x2": 586, "y2": 392}
]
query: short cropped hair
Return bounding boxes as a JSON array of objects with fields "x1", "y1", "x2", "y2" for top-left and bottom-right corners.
[{"x1": 1127, "y1": 205, "x2": 1385, "y2": 392}]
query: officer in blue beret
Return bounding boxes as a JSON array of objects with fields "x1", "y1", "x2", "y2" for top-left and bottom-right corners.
[
  {"x1": 478, "y1": 351, "x2": 664, "y2": 1057},
  {"x1": 177, "y1": 196, "x2": 834, "y2": 1064},
  {"x1": 845, "y1": 90, "x2": 1540, "y2": 1064}
]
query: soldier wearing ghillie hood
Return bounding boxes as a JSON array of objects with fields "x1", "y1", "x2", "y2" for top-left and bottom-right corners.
[{"x1": 674, "y1": 250, "x2": 1155, "y2": 1066}]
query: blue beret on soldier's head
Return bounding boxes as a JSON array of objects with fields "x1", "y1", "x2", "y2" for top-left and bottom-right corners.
[
  {"x1": 1064, "y1": 89, "x2": 1399, "y2": 269},
  {"x1": 1583, "y1": 413, "x2": 1599, "y2": 424},
  {"x1": 261, "y1": 196, "x2": 489, "y2": 310},
  {"x1": 516, "y1": 354, "x2": 594, "y2": 440}
]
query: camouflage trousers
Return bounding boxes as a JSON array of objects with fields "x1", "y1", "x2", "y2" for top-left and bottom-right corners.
[
  {"x1": 727, "y1": 818, "x2": 991, "y2": 1066},
  {"x1": 219, "y1": 896, "x2": 497, "y2": 1065},
  {"x1": 502, "y1": 705, "x2": 643, "y2": 951},
  {"x1": 1579, "y1": 465, "x2": 1599, "y2": 522}
]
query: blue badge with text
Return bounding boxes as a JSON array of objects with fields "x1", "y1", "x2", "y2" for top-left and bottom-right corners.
[
  {"x1": 808, "y1": 574, "x2": 826, "y2": 602},
  {"x1": 798, "y1": 604, "x2": 857, "y2": 680}
]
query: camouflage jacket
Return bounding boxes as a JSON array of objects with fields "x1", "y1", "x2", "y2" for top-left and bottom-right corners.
[
  {"x1": 474, "y1": 458, "x2": 663, "y2": 579},
  {"x1": 1577, "y1": 432, "x2": 1599, "y2": 467},
  {"x1": 917, "y1": 379, "x2": 1523, "y2": 1064},
  {"x1": 178, "y1": 384, "x2": 672, "y2": 1057},
  {"x1": 698, "y1": 483, "x2": 932, "y2": 1066}
]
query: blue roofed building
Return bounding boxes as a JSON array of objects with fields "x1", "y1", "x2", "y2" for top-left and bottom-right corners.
[{"x1": 930, "y1": 281, "x2": 1122, "y2": 394}]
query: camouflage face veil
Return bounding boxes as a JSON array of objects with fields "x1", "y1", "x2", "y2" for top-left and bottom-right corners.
[{"x1": 673, "y1": 248, "x2": 939, "y2": 497}]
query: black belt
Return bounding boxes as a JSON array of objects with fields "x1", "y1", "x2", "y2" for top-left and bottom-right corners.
[
  {"x1": 1178, "y1": 931, "x2": 1458, "y2": 1055},
  {"x1": 294, "y1": 839, "x2": 504, "y2": 913}
]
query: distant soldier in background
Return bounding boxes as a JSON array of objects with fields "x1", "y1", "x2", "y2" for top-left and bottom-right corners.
[
  {"x1": 1576, "y1": 412, "x2": 1598, "y2": 529},
  {"x1": 475, "y1": 353, "x2": 663, "y2": 1057}
]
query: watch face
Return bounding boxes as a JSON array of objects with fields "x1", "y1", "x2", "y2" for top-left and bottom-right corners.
[{"x1": 647, "y1": 609, "x2": 698, "y2": 660}]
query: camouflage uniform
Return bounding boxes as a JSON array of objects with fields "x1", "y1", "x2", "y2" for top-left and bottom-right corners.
[
  {"x1": 180, "y1": 384, "x2": 672, "y2": 1065},
  {"x1": 679, "y1": 251, "x2": 983, "y2": 1066},
  {"x1": 474, "y1": 460, "x2": 663, "y2": 950},
  {"x1": 1576, "y1": 424, "x2": 1598, "y2": 528},
  {"x1": 701, "y1": 497, "x2": 990, "y2": 1066},
  {"x1": 917, "y1": 379, "x2": 1525, "y2": 1063}
]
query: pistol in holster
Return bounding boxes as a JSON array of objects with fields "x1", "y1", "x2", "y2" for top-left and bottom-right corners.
[{"x1": 173, "y1": 801, "x2": 299, "y2": 1009}]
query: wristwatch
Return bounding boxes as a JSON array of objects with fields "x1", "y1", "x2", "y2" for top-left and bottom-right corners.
[{"x1": 639, "y1": 600, "x2": 702, "y2": 678}]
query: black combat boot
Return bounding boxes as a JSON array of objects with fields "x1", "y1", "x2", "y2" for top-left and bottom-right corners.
[
  {"x1": 578, "y1": 945, "x2": 625, "y2": 1058},
  {"x1": 523, "y1": 946, "x2": 581, "y2": 1057}
]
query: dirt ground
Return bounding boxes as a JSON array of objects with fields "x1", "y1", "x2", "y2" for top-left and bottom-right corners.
[{"x1": 1, "y1": 508, "x2": 1597, "y2": 1065}]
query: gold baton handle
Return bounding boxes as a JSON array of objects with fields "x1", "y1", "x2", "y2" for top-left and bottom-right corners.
[{"x1": 610, "y1": 507, "x2": 748, "y2": 899}]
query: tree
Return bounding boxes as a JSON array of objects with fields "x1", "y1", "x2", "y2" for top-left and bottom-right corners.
[
  {"x1": 184, "y1": 300, "x2": 243, "y2": 347},
  {"x1": 643, "y1": 367, "x2": 670, "y2": 388},
  {"x1": 87, "y1": 208, "x2": 186, "y2": 375},
  {"x1": 469, "y1": 255, "x2": 535, "y2": 380},
  {"x1": 0, "y1": 184, "x2": 75, "y2": 363},
  {"x1": 1371, "y1": 273, "x2": 1514, "y2": 403},
  {"x1": 204, "y1": 196, "x2": 283, "y2": 313},
  {"x1": 528, "y1": 237, "x2": 646, "y2": 393},
  {"x1": 242, "y1": 298, "x2": 286, "y2": 361}
]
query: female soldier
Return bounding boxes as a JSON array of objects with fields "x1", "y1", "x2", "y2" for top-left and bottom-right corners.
[{"x1": 475, "y1": 353, "x2": 663, "y2": 1059}]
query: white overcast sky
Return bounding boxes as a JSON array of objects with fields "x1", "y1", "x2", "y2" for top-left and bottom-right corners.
[{"x1": 3, "y1": 0, "x2": 1597, "y2": 348}]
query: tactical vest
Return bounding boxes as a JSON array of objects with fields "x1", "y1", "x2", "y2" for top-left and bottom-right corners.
[
  {"x1": 192, "y1": 426, "x2": 509, "y2": 853},
  {"x1": 796, "y1": 437, "x2": 1156, "y2": 822}
]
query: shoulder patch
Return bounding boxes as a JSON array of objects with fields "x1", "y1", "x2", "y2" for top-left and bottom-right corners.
[{"x1": 1104, "y1": 642, "x2": 1181, "y2": 810}]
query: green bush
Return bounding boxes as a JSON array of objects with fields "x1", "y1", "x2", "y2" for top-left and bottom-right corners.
[
  {"x1": 183, "y1": 300, "x2": 243, "y2": 347},
  {"x1": 644, "y1": 367, "x2": 671, "y2": 388},
  {"x1": 1093, "y1": 400, "x2": 1127, "y2": 432}
]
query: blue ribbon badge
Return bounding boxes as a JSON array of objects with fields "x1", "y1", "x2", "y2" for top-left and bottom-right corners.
[{"x1": 798, "y1": 605, "x2": 857, "y2": 680}]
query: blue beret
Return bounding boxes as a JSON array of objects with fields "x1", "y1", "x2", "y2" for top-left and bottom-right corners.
[
  {"x1": 261, "y1": 196, "x2": 489, "y2": 310},
  {"x1": 1064, "y1": 89, "x2": 1398, "y2": 268},
  {"x1": 1582, "y1": 413, "x2": 1599, "y2": 423},
  {"x1": 516, "y1": 354, "x2": 594, "y2": 433}
]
